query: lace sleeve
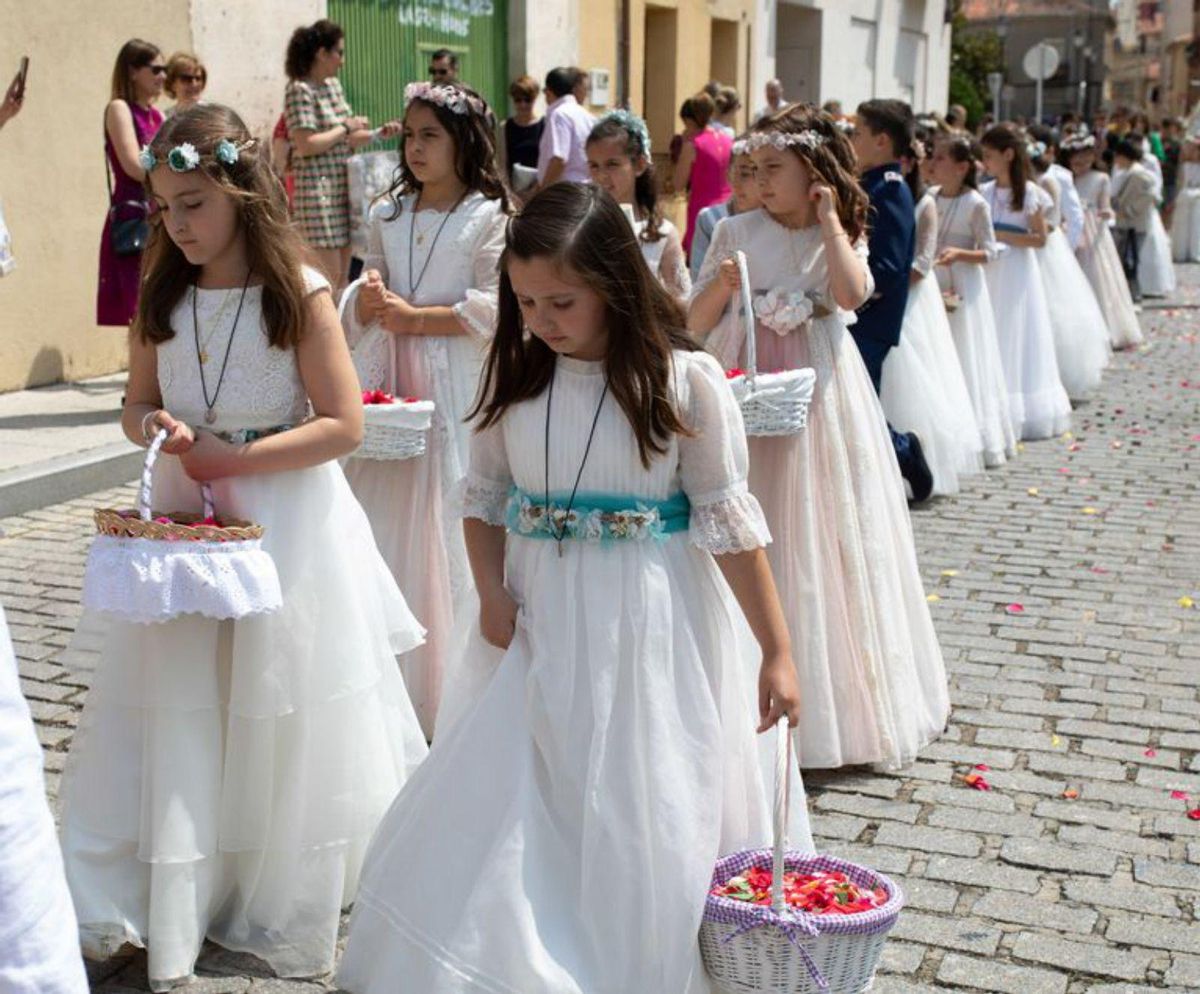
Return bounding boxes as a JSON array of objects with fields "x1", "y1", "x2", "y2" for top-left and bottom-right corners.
[
  {"x1": 452, "y1": 204, "x2": 507, "y2": 340},
  {"x1": 454, "y1": 415, "x2": 512, "y2": 525},
  {"x1": 912, "y1": 196, "x2": 937, "y2": 276},
  {"x1": 659, "y1": 226, "x2": 693, "y2": 302},
  {"x1": 677, "y1": 352, "x2": 771, "y2": 553},
  {"x1": 969, "y1": 197, "x2": 1001, "y2": 261}
]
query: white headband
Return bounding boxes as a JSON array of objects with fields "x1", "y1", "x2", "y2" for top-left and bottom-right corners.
[{"x1": 740, "y1": 130, "x2": 827, "y2": 154}]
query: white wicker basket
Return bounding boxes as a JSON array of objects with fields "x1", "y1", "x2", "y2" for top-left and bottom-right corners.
[
  {"x1": 733, "y1": 251, "x2": 816, "y2": 437},
  {"x1": 699, "y1": 720, "x2": 903, "y2": 994},
  {"x1": 359, "y1": 398, "x2": 435, "y2": 461}
]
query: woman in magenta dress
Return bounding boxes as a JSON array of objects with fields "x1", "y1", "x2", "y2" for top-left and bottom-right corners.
[
  {"x1": 98, "y1": 39, "x2": 165, "y2": 327},
  {"x1": 672, "y1": 91, "x2": 732, "y2": 256}
]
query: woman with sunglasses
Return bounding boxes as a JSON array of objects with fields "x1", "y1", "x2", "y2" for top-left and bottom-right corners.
[
  {"x1": 97, "y1": 38, "x2": 165, "y2": 327},
  {"x1": 501, "y1": 74, "x2": 543, "y2": 194},
  {"x1": 163, "y1": 52, "x2": 207, "y2": 117}
]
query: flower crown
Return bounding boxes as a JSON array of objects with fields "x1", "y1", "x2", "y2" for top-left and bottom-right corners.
[
  {"x1": 739, "y1": 130, "x2": 827, "y2": 154},
  {"x1": 1061, "y1": 133, "x2": 1096, "y2": 151},
  {"x1": 138, "y1": 138, "x2": 255, "y2": 174},
  {"x1": 597, "y1": 108, "x2": 652, "y2": 156},
  {"x1": 404, "y1": 81, "x2": 486, "y2": 117},
  {"x1": 1026, "y1": 140, "x2": 1047, "y2": 160}
]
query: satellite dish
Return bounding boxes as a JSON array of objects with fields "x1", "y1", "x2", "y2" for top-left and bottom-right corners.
[{"x1": 1022, "y1": 42, "x2": 1061, "y2": 82}]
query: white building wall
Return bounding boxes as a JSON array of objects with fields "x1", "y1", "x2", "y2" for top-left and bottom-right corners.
[
  {"x1": 760, "y1": 0, "x2": 950, "y2": 113},
  {"x1": 508, "y1": 0, "x2": 577, "y2": 114}
]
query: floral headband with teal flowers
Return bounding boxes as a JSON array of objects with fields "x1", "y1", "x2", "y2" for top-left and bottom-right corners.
[
  {"x1": 598, "y1": 109, "x2": 652, "y2": 157},
  {"x1": 138, "y1": 137, "x2": 257, "y2": 174}
]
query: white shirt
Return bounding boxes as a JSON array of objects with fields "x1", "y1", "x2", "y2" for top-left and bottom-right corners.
[
  {"x1": 1050, "y1": 163, "x2": 1085, "y2": 250},
  {"x1": 536, "y1": 94, "x2": 595, "y2": 184}
]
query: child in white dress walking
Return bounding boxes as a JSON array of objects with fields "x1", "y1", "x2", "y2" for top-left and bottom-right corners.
[
  {"x1": 58, "y1": 105, "x2": 428, "y2": 991},
  {"x1": 340, "y1": 81, "x2": 508, "y2": 736},
  {"x1": 689, "y1": 106, "x2": 949, "y2": 770},
  {"x1": 337, "y1": 183, "x2": 811, "y2": 994}
]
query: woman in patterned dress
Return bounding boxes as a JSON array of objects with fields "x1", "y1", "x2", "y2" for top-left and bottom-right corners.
[{"x1": 284, "y1": 19, "x2": 393, "y2": 291}]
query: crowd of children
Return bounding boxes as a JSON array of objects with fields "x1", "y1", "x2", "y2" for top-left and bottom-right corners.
[{"x1": 1, "y1": 78, "x2": 1175, "y2": 994}]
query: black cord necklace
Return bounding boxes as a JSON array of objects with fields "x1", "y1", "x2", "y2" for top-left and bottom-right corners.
[
  {"x1": 543, "y1": 361, "x2": 609, "y2": 557},
  {"x1": 407, "y1": 189, "x2": 468, "y2": 298},
  {"x1": 193, "y1": 270, "x2": 252, "y2": 425}
]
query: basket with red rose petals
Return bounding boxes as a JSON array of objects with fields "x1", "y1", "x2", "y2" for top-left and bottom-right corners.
[
  {"x1": 82, "y1": 430, "x2": 282, "y2": 625},
  {"x1": 699, "y1": 720, "x2": 903, "y2": 992},
  {"x1": 731, "y1": 251, "x2": 816, "y2": 436},
  {"x1": 358, "y1": 390, "x2": 435, "y2": 460}
]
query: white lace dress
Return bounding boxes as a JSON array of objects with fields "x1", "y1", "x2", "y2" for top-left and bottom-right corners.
[
  {"x1": 1035, "y1": 171, "x2": 1111, "y2": 400},
  {"x1": 337, "y1": 349, "x2": 814, "y2": 994},
  {"x1": 341, "y1": 191, "x2": 507, "y2": 737},
  {"x1": 981, "y1": 181, "x2": 1072, "y2": 439},
  {"x1": 58, "y1": 267, "x2": 429, "y2": 991},
  {"x1": 1075, "y1": 170, "x2": 1143, "y2": 349},
  {"x1": 881, "y1": 191, "x2": 984, "y2": 494},
  {"x1": 1171, "y1": 160, "x2": 1200, "y2": 262},
  {"x1": 1131, "y1": 156, "x2": 1177, "y2": 297},
  {"x1": 0, "y1": 606, "x2": 88, "y2": 994},
  {"x1": 933, "y1": 187, "x2": 1017, "y2": 467},
  {"x1": 634, "y1": 216, "x2": 692, "y2": 301},
  {"x1": 692, "y1": 210, "x2": 949, "y2": 770}
]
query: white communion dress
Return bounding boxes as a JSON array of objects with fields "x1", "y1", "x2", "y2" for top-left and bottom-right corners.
[
  {"x1": 58, "y1": 267, "x2": 429, "y2": 991},
  {"x1": 1133, "y1": 156, "x2": 1177, "y2": 297},
  {"x1": 337, "y1": 348, "x2": 814, "y2": 994},
  {"x1": 341, "y1": 191, "x2": 506, "y2": 737},
  {"x1": 981, "y1": 181, "x2": 1072, "y2": 440},
  {"x1": 693, "y1": 209, "x2": 950, "y2": 770},
  {"x1": 1034, "y1": 171, "x2": 1111, "y2": 401},
  {"x1": 881, "y1": 190, "x2": 984, "y2": 495},
  {"x1": 634, "y1": 215, "x2": 693, "y2": 301},
  {"x1": 1171, "y1": 160, "x2": 1200, "y2": 262},
  {"x1": 933, "y1": 186, "x2": 1018, "y2": 467},
  {"x1": 1073, "y1": 169, "x2": 1143, "y2": 349},
  {"x1": 0, "y1": 606, "x2": 88, "y2": 994}
]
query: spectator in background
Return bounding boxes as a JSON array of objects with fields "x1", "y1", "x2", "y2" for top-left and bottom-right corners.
[
  {"x1": 535, "y1": 66, "x2": 595, "y2": 189},
  {"x1": 97, "y1": 38, "x2": 165, "y2": 327},
  {"x1": 822, "y1": 99, "x2": 843, "y2": 118},
  {"x1": 1162, "y1": 116, "x2": 1183, "y2": 213},
  {"x1": 429, "y1": 48, "x2": 459, "y2": 83},
  {"x1": 754, "y1": 77, "x2": 785, "y2": 122},
  {"x1": 502, "y1": 73, "x2": 544, "y2": 194},
  {"x1": 285, "y1": 18, "x2": 390, "y2": 290},
  {"x1": 714, "y1": 86, "x2": 740, "y2": 137},
  {"x1": 672, "y1": 91, "x2": 732, "y2": 256},
  {"x1": 571, "y1": 66, "x2": 591, "y2": 107},
  {"x1": 946, "y1": 103, "x2": 969, "y2": 132},
  {"x1": 270, "y1": 112, "x2": 296, "y2": 210},
  {"x1": 164, "y1": 51, "x2": 206, "y2": 117}
]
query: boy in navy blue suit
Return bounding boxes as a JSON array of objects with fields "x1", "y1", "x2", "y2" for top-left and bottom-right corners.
[{"x1": 849, "y1": 99, "x2": 933, "y2": 503}]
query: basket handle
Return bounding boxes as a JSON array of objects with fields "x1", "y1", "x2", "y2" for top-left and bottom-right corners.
[
  {"x1": 771, "y1": 715, "x2": 791, "y2": 914},
  {"x1": 338, "y1": 274, "x2": 398, "y2": 396},
  {"x1": 735, "y1": 250, "x2": 757, "y2": 382},
  {"x1": 140, "y1": 428, "x2": 215, "y2": 522}
]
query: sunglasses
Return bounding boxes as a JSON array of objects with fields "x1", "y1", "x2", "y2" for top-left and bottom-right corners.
[
  {"x1": 177, "y1": 73, "x2": 205, "y2": 84},
  {"x1": 429, "y1": 67, "x2": 450, "y2": 76}
]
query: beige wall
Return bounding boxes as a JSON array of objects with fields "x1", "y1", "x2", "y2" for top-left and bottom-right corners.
[{"x1": 0, "y1": 0, "x2": 192, "y2": 391}]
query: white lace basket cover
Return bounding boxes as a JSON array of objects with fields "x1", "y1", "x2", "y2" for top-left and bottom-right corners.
[
  {"x1": 731, "y1": 250, "x2": 816, "y2": 437},
  {"x1": 337, "y1": 278, "x2": 436, "y2": 461},
  {"x1": 699, "y1": 720, "x2": 904, "y2": 993},
  {"x1": 81, "y1": 431, "x2": 283, "y2": 625}
]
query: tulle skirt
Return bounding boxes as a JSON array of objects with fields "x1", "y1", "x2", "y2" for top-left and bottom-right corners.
[
  {"x1": 985, "y1": 246, "x2": 1072, "y2": 440},
  {"x1": 881, "y1": 273, "x2": 984, "y2": 494},
  {"x1": 723, "y1": 317, "x2": 949, "y2": 769},
  {"x1": 1140, "y1": 209, "x2": 1177, "y2": 297},
  {"x1": 1038, "y1": 228, "x2": 1111, "y2": 400},
  {"x1": 1077, "y1": 215, "x2": 1143, "y2": 350},
  {"x1": 936, "y1": 262, "x2": 1017, "y2": 467},
  {"x1": 0, "y1": 611, "x2": 88, "y2": 994},
  {"x1": 58, "y1": 457, "x2": 428, "y2": 990},
  {"x1": 336, "y1": 533, "x2": 814, "y2": 994},
  {"x1": 1171, "y1": 188, "x2": 1200, "y2": 263}
]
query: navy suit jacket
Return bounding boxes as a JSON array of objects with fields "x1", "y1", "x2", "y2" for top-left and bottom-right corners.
[{"x1": 853, "y1": 162, "x2": 916, "y2": 349}]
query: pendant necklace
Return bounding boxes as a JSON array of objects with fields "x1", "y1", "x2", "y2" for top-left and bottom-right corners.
[
  {"x1": 407, "y1": 190, "x2": 468, "y2": 297},
  {"x1": 195, "y1": 287, "x2": 239, "y2": 364},
  {"x1": 543, "y1": 362, "x2": 610, "y2": 557},
  {"x1": 193, "y1": 270, "x2": 252, "y2": 425}
]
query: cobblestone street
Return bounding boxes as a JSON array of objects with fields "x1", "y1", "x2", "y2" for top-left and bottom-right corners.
[{"x1": 1, "y1": 272, "x2": 1197, "y2": 993}]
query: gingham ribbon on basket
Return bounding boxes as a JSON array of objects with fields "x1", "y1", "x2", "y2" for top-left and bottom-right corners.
[{"x1": 142, "y1": 429, "x2": 214, "y2": 520}]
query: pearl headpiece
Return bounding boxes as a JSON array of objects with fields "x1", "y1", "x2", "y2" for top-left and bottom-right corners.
[{"x1": 741, "y1": 130, "x2": 827, "y2": 154}]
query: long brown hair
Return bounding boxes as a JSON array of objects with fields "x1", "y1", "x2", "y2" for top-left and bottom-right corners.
[
  {"x1": 135, "y1": 104, "x2": 309, "y2": 350},
  {"x1": 981, "y1": 123, "x2": 1031, "y2": 212},
  {"x1": 586, "y1": 112, "x2": 664, "y2": 242},
  {"x1": 751, "y1": 104, "x2": 868, "y2": 243},
  {"x1": 384, "y1": 83, "x2": 509, "y2": 219},
  {"x1": 110, "y1": 39, "x2": 161, "y2": 104},
  {"x1": 470, "y1": 184, "x2": 700, "y2": 468}
]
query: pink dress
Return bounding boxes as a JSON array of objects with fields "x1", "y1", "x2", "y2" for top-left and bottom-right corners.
[
  {"x1": 97, "y1": 102, "x2": 162, "y2": 326},
  {"x1": 683, "y1": 127, "x2": 732, "y2": 255}
]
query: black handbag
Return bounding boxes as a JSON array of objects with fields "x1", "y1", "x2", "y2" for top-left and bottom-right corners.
[{"x1": 105, "y1": 112, "x2": 151, "y2": 256}]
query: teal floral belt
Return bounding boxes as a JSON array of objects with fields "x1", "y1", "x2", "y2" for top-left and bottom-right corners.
[
  {"x1": 213, "y1": 424, "x2": 295, "y2": 444},
  {"x1": 506, "y1": 488, "x2": 690, "y2": 543}
]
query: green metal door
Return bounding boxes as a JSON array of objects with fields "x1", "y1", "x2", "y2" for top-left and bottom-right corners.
[{"x1": 329, "y1": 0, "x2": 510, "y2": 127}]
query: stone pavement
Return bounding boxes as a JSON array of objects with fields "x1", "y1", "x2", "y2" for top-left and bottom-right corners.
[{"x1": 0, "y1": 273, "x2": 1198, "y2": 992}]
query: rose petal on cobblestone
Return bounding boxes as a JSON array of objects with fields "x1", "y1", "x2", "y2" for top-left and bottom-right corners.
[{"x1": 1005, "y1": 603, "x2": 1025, "y2": 615}]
